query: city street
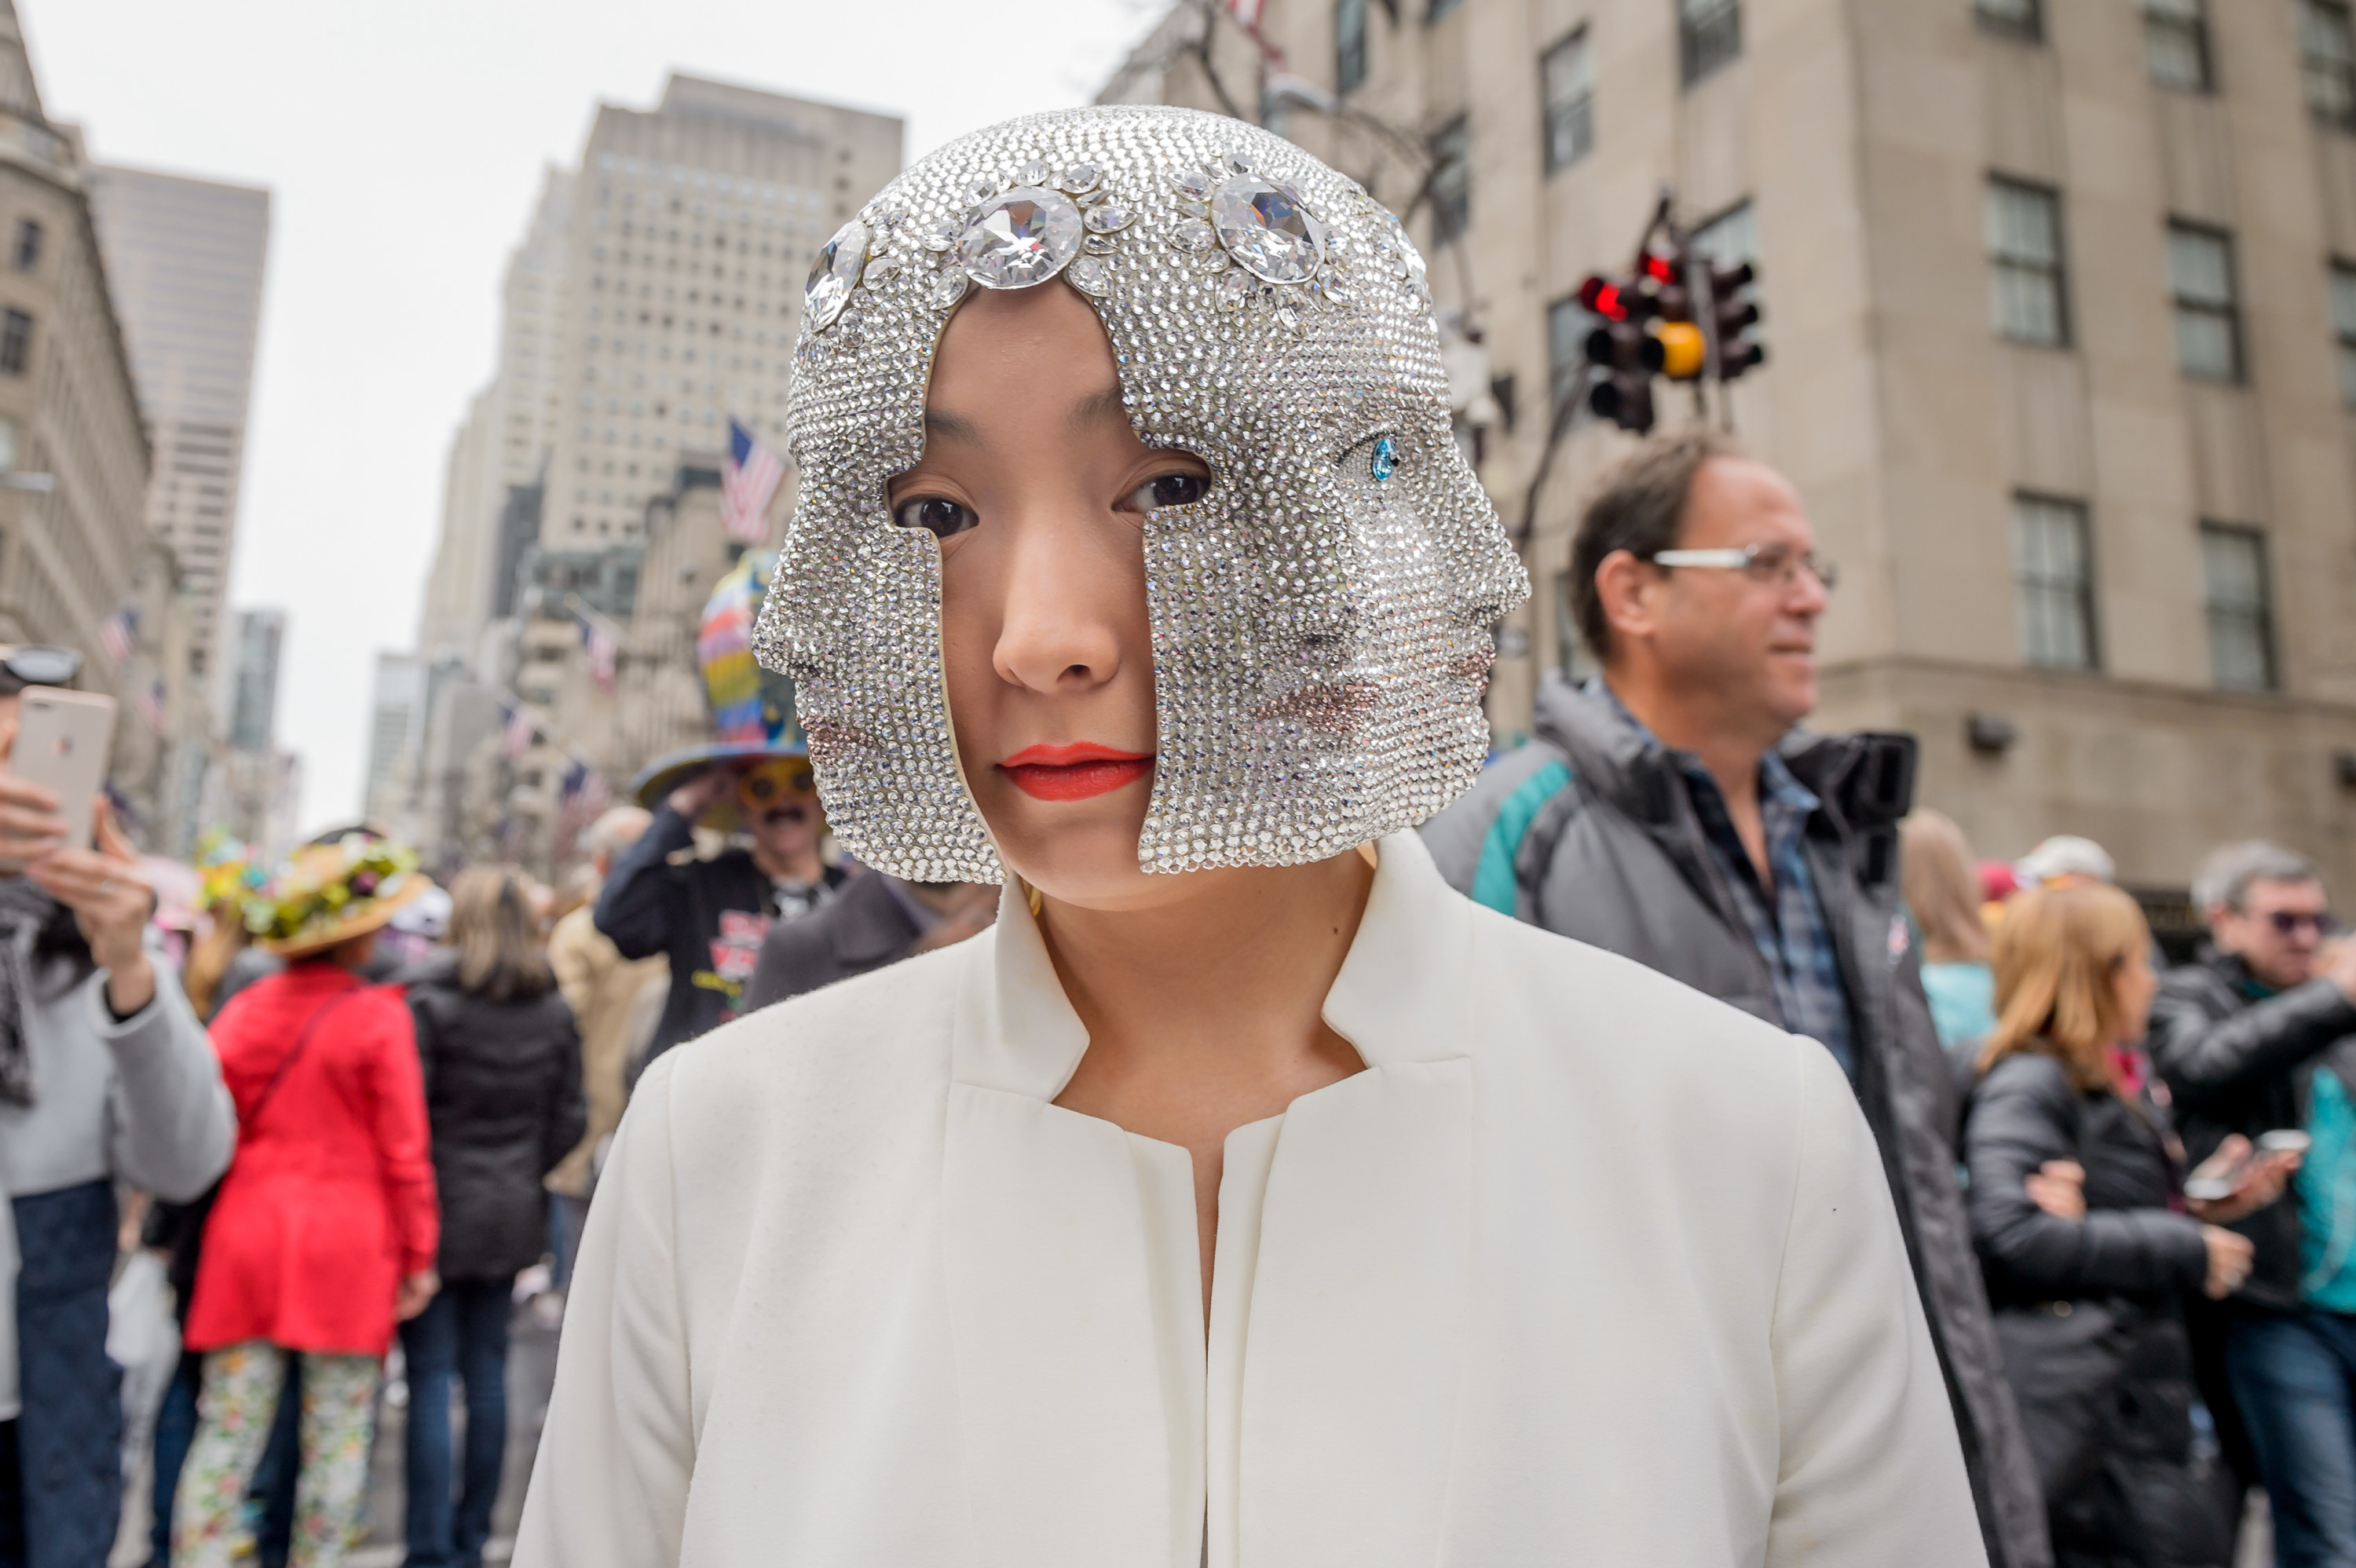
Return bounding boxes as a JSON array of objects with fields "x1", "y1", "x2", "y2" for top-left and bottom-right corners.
[{"x1": 348, "y1": 1302, "x2": 560, "y2": 1568}]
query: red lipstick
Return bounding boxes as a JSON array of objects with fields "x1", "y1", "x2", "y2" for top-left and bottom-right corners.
[{"x1": 998, "y1": 743, "x2": 1155, "y2": 802}]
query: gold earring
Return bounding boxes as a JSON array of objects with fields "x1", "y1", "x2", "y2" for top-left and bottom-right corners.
[{"x1": 1026, "y1": 881, "x2": 1044, "y2": 918}]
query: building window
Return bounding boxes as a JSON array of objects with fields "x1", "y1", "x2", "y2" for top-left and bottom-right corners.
[
  {"x1": 1976, "y1": 0, "x2": 2043, "y2": 42},
  {"x1": 1985, "y1": 178, "x2": 2068, "y2": 346},
  {"x1": 2168, "y1": 221, "x2": 2242, "y2": 381},
  {"x1": 9, "y1": 221, "x2": 38, "y2": 273},
  {"x1": 1693, "y1": 199, "x2": 1758, "y2": 265},
  {"x1": 0, "y1": 310, "x2": 31, "y2": 376},
  {"x1": 2303, "y1": 0, "x2": 2356, "y2": 126},
  {"x1": 1680, "y1": 0, "x2": 1742, "y2": 87},
  {"x1": 1547, "y1": 296, "x2": 1590, "y2": 417},
  {"x1": 1428, "y1": 117, "x2": 1470, "y2": 243},
  {"x1": 0, "y1": 416, "x2": 16, "y2": 471},
  {"x1": 2012, "y1": 494, "x2": 2098, "y2": 671},
  {"x1": 1428, "y1": 0, "x2": 1463, "y2": 18},
  {"x1": 1336, "y1": 0, "x2": 1368, "y2": 95},
  {"x1": 1542, "y1": 30, "x2": 1594, "y2": 173},
  {"x1": 2332, "y1": 261, "x2": 2356, "y2": 407},
  {"x1": 2144, "y1": 0, "x2": 2212, "y2": 91},
  {"x1": 2200, "y1": 523, "x2": 2277, "y2": 690}
]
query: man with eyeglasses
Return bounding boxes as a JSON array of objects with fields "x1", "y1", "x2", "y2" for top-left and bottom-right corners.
[
  {"x1": 1424, "y1": 428, "x2": 2050, "y2": 1568},
  {"x1": 2150, "y1": 841, "x2": 2356, "y2": 1567}
]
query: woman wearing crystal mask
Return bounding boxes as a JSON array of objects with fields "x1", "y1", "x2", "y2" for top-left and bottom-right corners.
[{"x1": 515, "y1": 107, "x2": 1984, "y2": 1568}]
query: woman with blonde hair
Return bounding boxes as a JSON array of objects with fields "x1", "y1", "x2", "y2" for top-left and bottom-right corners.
[
  {"x1": 1966, "y1": 883, "x2": 2288, "y2": 1565},
  {"x1": 399, "y1": 865, "x2": 584, "y2": 1568},
  {"x1": 1901, "y1": 808, "x2": 1997, "y2": 1050}
]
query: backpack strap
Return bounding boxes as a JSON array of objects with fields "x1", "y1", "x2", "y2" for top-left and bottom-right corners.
[{"x1": 1469, "y1": 750, "x2": 1575, "y2": 918}]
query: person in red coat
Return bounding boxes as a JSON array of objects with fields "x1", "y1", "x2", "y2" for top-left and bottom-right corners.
[{"x1": 173, "y1": 838, "x2": 441, "y2": 1568}]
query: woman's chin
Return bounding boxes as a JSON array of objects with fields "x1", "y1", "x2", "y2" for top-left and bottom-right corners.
[{"x1": 984, "y1": 799, "x2": 1165, "y2": 909}]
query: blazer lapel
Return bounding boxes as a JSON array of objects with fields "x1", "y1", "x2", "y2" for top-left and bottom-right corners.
[
  {"x1": 1230, "y1": 833, "x2": 1474, "y2": 1566},
  {"x1": 942, "y1": 890, "x2": 1198, "y2": 1568}
]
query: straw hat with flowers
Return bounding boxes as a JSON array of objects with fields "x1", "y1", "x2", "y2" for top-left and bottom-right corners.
[{"x1": 243, "y1": 834, "x2": 434, "y2": 958}]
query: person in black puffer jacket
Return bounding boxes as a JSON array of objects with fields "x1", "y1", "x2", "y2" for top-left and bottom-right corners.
[
  {"x1": 400, "y1": 867, "x2": 586, "y2": 1568},
  {"x1": 1966, "y1": 883, "x2": 2292, "y2": 1568}
]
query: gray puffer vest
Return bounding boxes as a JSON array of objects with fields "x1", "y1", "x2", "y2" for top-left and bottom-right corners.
[{"x1": 1422, "y1": 673, "x2": 2050, "y2": 1568}]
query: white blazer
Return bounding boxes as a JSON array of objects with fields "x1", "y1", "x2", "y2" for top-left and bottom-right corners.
[{"x1": 514, "y1": 832, "x2": 1988, "y2": 1567}]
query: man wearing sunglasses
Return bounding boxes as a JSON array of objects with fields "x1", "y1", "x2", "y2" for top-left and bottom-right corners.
[
  {"x1": 1423, "y1": 429, "x2": 2048, "y2": 1568},
  {"x1": 2150, "y1": 842, "x2": 2356, "y2": 1566},
  {"x1": 594, "y1": 745, "x2": 848, "y2": 1069}
]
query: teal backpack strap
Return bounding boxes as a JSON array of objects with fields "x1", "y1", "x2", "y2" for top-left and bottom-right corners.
[{"x1": 1470, "y1": 756, "x2": 1573, "y2": 915}]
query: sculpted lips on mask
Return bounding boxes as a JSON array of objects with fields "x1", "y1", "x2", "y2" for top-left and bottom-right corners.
[{"x1": 999, "y1": 743, "x2": 1155, "y2": 802}]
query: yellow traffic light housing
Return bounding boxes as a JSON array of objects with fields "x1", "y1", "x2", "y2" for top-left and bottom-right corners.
[{"x1": 1655, "y1": 320, "x2": 1707, "y2": 380}]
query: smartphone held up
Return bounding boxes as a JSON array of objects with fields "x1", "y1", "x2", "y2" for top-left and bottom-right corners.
[{"x1": 0, "y1": 686, "x2": 117, "y2": 873}]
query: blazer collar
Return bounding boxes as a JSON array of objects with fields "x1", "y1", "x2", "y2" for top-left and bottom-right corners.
[{"x1": 954, "y1": 829, "x2": 1476, "y2": 1102}]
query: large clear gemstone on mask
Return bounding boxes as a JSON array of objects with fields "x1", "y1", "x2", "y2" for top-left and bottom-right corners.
[
  {"x1": 957, "y1": 186, "x2": 1084, "y2": 290},
  {"x1": 804, "y1": 220, "x2": 869, "y2": 332},
  {"x1": 1209, "y1": 177, "x2": 1326, "y2": 284}
]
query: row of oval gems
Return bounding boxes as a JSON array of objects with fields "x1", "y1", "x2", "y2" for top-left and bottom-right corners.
[{"x1": 957, "y1": 186, "x2": 1085, "y2": 290}]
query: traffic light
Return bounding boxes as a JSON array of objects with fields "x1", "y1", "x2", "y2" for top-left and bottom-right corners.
[
  {"x1": 1575, "y1": 272, "x2": 1660, "y2": 433},
  {"x1": 1708, "y1": 258, "x2": 1766, "y2": 380}
]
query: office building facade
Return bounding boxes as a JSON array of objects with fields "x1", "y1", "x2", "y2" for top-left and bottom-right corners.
[
  {"x1": 1107, "y1": 0, "x2": 2356, "y2": 898},
  {"x1": 86, "y1": 163, "x2": 269, "y2": 685}
]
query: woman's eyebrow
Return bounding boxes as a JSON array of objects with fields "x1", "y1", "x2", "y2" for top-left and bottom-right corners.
[
  {"x1": 1067, "y1": 385, "x2": 1127, "y2": 431},
  {"x1": 924, "y1": 408, "x2": 982, "y2": 444}
]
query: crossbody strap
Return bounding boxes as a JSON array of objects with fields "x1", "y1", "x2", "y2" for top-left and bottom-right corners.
[{"x1": 245, "y1": 985, "x2": 365, "y2": 1132}]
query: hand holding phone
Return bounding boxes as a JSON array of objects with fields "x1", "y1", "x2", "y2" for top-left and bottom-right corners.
[{"x1": 2186, "y1": 1131, "x2": 2304, "y2": 1222}]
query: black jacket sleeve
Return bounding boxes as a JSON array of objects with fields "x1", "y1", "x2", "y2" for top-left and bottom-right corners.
[
  {"x1": 1964, "y1": 1054, "x2": 2210, "y2": 1300},
  {"x1": 593, "y1": 804, "x2": 697, "y2": 960},
  {"x1": 540, "y1": 996, "x2": 588, "y2": 1179},
  {"x1": 2149, "y1": 971, "x2": 2356, "y2": 1105}
]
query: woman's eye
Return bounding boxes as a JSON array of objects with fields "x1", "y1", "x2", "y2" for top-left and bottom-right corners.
[
  {"x1": 891, "y1": 495, "x2": 978, "y2": 539},
  {"x1": 1123, "y1": 471, "x2": 1212, "y2": 512}
]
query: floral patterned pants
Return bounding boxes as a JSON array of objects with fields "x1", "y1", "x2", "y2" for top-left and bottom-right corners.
[{"x1": 171, "y1": 1341, "x2": 380, "y2": 1567}]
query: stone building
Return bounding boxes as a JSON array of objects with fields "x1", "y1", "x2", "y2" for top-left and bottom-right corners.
[
  {"x1": 403, "y1": 75, "x2": 896, "y2": 876},
  {"x1": 1106, "y1": 0, "x2": 2356, "y2": 899},
  {"x1": 86, "y1": 164, "x2": 269, "y2": 689},
  {"x1": 0, "y1": 0, "x2": 181, "y2": 838}
]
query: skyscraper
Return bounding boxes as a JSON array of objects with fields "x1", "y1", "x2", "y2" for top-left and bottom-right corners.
[
  {"x1": 542, "y1": 75, "x2": 901, "y2": 546},
  {"x1": 416, "y1": 169, "x2": 572, "y2": 666},
  {"x1": 86, "y1": 164, "x2": 270, "y2": 685},
  {"x1": 227, "y1": 607, "x2": 282, "y2": 756},
  {"x1": 364, "y1": 651, "x2": 422, "y2": 831}
]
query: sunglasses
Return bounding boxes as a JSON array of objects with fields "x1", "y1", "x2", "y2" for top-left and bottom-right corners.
[
  {"x1": 2263, "y1": 910, "x2": 2340, "y2": 937},
  {"x1": 0, "y1": 645, "x2": 82, "y2": 695},
  {"x1": 736, "y1": 758, "x2": 816, "y2": 810}
]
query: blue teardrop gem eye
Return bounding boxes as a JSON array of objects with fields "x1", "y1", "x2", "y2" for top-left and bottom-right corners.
[{"x1": 1370, "y1": 433, "x2": 1397, "y2": 482}]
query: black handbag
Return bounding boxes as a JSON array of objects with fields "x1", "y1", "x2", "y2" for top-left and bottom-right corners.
[{"x1": 1992, "y1": 1296, "x2": 2138, "y2": 1501}]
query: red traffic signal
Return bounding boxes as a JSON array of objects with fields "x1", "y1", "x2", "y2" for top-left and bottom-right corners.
[{"x1": 1577, "y1": 273, "x2": 1629, "y2": 321}]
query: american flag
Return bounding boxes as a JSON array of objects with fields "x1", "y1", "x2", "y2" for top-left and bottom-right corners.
[
  {"x1": 136, "y1": 679, "x2": 166, "y2": 733},
  {"x1": 1226, "y1": 0, "x2": 1264, "y2": 24},
  {"x1": 503, "y1": 705, "x2": 536, "y2": 762},
  {"x1": 722, "y1": 418, "x2": 787, "y2": 544},
  {"x1": 578, "y1": 613, "x2": 618, "y2": 691},
  {"x1": 97, "y1": 606, "x2": 137, "y2": 665}
]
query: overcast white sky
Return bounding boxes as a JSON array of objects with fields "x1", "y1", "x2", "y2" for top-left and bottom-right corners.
[{"x1": 27, "y1": 0, "x2": 1167, "y2": 836}]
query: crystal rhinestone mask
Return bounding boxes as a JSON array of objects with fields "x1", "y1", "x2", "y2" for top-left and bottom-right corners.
[{"x1": 757, "y1": 106, "x2": 1527, "y2": 883}]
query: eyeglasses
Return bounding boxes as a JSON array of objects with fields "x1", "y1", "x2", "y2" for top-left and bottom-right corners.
[
  {"x1": 736, "y1": 756, "x2": 816, "y2": 809},
  {"x1": 0, "y1": 645, "x2": 82, "y2": 696},
  {"x1": 2263, "y1": 910, "x2": 2340, "y2": 938},
  {"x1": 1648, "y1": 543, "x2": 1839, "y2": 593}
]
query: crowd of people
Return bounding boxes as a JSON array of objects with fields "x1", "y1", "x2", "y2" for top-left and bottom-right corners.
[
  {"x1": 0, "y1": 659, "x2": 1009, "y2": 1565},
  {"x1": 0, "y1": 113, "x2": 2354, "y2": 1568}
]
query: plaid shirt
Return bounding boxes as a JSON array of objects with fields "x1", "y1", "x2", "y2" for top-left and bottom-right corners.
[{"x1": 1600, "y1": 685, "x2": 1857, "y2": 1077}]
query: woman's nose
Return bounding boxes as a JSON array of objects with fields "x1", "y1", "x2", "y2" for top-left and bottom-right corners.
[{"x1": 990, "y1": 507, "x2": 1129, "y2": 696}]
